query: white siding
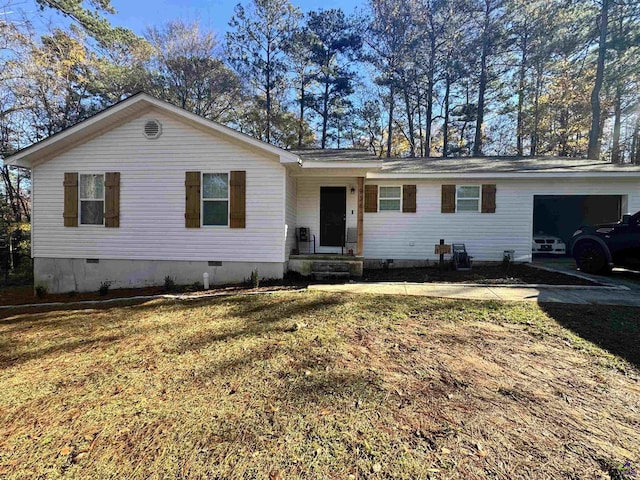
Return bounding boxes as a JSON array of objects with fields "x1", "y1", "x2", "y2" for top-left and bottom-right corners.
[
  {"x1": 296, "y1": 177, "x2": 358, "y2": 254},
  {"x1": 285, "y1": 170, "x2": 297, "y2": 259},
  {"x1": 33, "y1": 109, "x2": 287, "y2": 262},
  {"x1": 363, "y1": 178, "x2": 640, "y2": 262}
]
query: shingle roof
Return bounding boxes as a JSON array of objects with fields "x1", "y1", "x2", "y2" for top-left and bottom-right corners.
[
  {"x1": 292, "y1": 150, "x2": 640, "y2": 173},
  {"x1": 382, "y1": 156, "x2": 640, "y2": 173}
]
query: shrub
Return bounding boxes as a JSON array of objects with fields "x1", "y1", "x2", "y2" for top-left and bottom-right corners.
[
  {"x1": 250, "y1": 269, "x2": 260, "y2": 288},
  {"x1": 502, "y1": 253, "x2": 512, "y2": 273},
  {"x1": 35, "y1": 285, "x2": 47, "y2": 299},
  {"x1": 163, "y1": 275, "x2": 176, "y2": 292},
  {"x1": 98, "y1": 281, "x2": 112, "y2": 296}
]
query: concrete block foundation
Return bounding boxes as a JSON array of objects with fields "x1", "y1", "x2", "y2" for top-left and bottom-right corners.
[{"x1": 34, "y1": 257, "x2": 285, "y2": 293}]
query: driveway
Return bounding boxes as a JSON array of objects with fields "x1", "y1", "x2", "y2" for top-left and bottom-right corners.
[
  {"x1": 310, "y1": 257, "x2": 640, "y2": 306},
  {"x1": 532, "y1": 256, "x2": 640, "y2": 291}
]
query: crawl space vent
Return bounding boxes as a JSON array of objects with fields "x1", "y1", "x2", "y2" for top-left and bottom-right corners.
[{"x1": 143, "y1": 119, "x2": 162, "y2": 139}]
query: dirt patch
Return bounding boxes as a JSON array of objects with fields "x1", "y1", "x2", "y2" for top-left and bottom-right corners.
[
  {"x1": 0, "y1": 282, "x2": 302, "y2": 307},
  {"x1": 363, "y1": 264, "x2": 601, "y2": 285}
]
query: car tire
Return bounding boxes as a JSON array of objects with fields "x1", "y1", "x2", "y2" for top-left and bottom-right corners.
[{"x1": 574, "y1": 241, "x2": 608, "y2": 274}]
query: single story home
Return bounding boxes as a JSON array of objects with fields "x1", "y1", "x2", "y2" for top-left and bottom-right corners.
[{"x1": 6, "y1": 93, "x2": 640, "y2": 292}]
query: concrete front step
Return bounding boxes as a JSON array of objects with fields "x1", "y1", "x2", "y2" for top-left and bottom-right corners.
[
  {"x1": 313, "y1": 271, "x2": 351, "y2": 281},
  {"x1": 312, "y1": 262, "x2": 350, "y2": 273}
]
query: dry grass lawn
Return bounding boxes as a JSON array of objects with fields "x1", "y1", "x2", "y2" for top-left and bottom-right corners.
[{"x1": 0, "y1": 292, "x2": 639, "y2": 479}]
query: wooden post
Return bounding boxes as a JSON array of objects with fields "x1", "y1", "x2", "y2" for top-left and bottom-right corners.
[
  {"x1": 357, "y1": 177, "x2": 364, "y2": 256},
  {"x1": 439, "y1": 239, "x2": 445, "y2": 272}
]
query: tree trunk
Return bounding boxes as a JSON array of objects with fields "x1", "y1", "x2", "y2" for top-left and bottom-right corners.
[
  {"x1": 416, "y1": 86, "x2": 424, "y2": 157},
  {"x1": 611, "y1": 83, "x2": 622, "y2": 164},
  {"x1": 425, "y1": 35, "x2": 436, "y2": 158},
  {"x1": 530, "y1": 63, "x2": 543, "y2": 156},
  {"x1": 402, "y1": 76, "x2": 415, "y2": 157},
  {"x1": 321, "y1": 77, "x2": 330, "y2": 149},
  {"x1": 632, "y1": 118, "x2": 640, "y2": 164},
  {"x1": 473, "y1": 41, "x2": 488, "y2": 156},
  {"x1": 587, "y1": 0, "x2": 609, "y2": 160},
  {"x1": 443, "y1": 73, "x2": 450, "y2": 158},
  {"x1": 516, "y1": 29, "x2": 528, "y2": 156},
  {"x1": 265, "y1": 47, "x2": 272, "y2": 144},
  {"x1": 298, "y1": 81, "x2": 305, "y2": 148},
  {"x1": 387, "y1": 82, "x2": 394, "y2": 158}
]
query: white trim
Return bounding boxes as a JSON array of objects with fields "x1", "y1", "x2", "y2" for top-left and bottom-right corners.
[
  {"x1": 378, "y1": 185, "x2": 402, "y2": 211},
  {"x1": 5, "y1": 93, "x2": 300, "y2": 168},
  {"x1": 367, "y1": 171, "x2": 640, "y2": 180},
  {"x1": 455, "y1": 185, "x2": 481, "y2": 213},
  {"x1": 79, "y1": 173, "x2": 105, "y2": 226},
  {"x1": 201, "y1": 172, "x2": 230, "y2": 227}
]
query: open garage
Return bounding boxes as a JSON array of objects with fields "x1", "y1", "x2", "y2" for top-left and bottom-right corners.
[{"x1": 533, "y1": 195, "x2": 624, "y2": 248}]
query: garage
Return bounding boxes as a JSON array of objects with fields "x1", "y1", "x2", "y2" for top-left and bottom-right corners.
[{"x1": 533, "y1": 195, "x2": 624, "y2": 251}]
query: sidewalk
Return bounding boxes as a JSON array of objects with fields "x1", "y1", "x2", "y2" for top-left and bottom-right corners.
[{"x1": 309, "y1": 282, "x2": 640, "y2": 307}]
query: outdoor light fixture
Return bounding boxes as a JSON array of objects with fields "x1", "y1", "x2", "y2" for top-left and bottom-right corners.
[{"x1": 350, "y1": 186, "x2": 356, "y2": 194}]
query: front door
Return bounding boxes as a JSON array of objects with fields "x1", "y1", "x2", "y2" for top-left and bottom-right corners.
[{"x1": 320, "y1": 187, "x2": 346, "y2": 247}]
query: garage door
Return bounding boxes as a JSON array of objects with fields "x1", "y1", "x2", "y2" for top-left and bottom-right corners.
[{"x1": 533, "y1": 195, "x2": 622, "y2": 245}]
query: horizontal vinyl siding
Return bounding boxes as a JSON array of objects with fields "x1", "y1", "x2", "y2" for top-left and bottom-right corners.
[
  {"x1": 296, "y1": 177, "x2": 358, "y2": 253},
  {"x1": 33, "y1": 109, "x2": 286, "y2": 262},
  {"x1": 285, "y1": 170, "x2": 297, "y2": 259},
  {"x1": 363, "y1": 178, "x2": 640, "y2": 262}
]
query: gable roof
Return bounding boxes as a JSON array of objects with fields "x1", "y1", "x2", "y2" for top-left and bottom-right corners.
[{"x1": 4, "y1": 92, "x2": 300, "y2": 168}]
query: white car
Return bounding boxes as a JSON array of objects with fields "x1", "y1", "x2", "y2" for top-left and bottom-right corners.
[{"x1": 532, "y1": 233, "x2": 566, "y2": 255}]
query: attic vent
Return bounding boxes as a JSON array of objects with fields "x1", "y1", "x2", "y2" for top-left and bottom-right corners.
[{"x1": 143, "y1": 119, "x2": 162, "y2": 139}]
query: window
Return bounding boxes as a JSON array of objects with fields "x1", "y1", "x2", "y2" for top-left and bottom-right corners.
[
  {"x1": 202, "y1": 173, "x2": 229, "y2": 226},
  {"x1": 456, "y1": 185, "x2": 480, "y2": 212},
  {"x1": 379, "y1": 186, "x2": 402, "y2": 211},
  {"x1": 80, "y1": 174, "x2": 104, "y2": 225}
]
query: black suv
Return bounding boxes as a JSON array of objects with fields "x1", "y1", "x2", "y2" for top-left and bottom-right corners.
[{"x1": 570, "y1": 211, "x2": 640, "y2": 274}]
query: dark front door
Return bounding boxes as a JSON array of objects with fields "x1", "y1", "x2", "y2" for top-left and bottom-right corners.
[{"x1": 320, "y1": 187, "x2": 346, "y2": 247}]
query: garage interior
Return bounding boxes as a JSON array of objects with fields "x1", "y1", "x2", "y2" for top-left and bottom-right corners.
[{"x1": 533, "y1": 195, "x2": 625, "y2": 249}]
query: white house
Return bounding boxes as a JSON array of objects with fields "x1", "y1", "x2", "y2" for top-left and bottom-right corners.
[{"x1": 6, "y1": 93, "x2": 640, "y2": 292}]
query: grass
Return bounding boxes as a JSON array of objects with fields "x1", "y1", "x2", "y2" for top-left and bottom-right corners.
[{"x1": 0, "y1": 292, "x2": 639, "y2": 479}]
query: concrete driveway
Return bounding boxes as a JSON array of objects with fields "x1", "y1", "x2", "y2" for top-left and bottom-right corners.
[
  {"x1": 531, "y1": 256, "x2": 640, "y2": 291},
  {"x1": 310, "y1": 257, "x2": 640, "y2": 307}
]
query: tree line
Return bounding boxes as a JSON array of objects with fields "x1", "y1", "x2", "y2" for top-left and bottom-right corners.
[{"x1": 1, "y1": 0, "x2": 640, "y2": 231}]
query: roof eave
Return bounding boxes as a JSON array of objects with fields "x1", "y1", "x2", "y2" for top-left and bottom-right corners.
[{"x1": 368, "y1": 171, "x2": 640, "y2": 179}]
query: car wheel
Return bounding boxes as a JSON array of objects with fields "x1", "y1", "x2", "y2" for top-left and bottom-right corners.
[{"x1": 574, "y1": 241, "x2": 608, "y2": 274}]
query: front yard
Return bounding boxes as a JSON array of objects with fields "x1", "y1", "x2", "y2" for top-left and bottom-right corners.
[{"x1": 1, "y1": 292, "x2": 639, "y2": 479}]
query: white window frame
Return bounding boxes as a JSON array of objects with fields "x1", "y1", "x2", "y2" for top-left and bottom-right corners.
[
  {"x1": 201, "y1": 172, "x2": 230, "y2": 227},
  {"x1": 378, "y1": 185, "x2": 402, "y2": 212},
  {"x1": 455, "y1": 185, "x2": 481, "y2": 213},
  {"x1": 79, "y1": 173, "x2": 105, "y2": 226}
]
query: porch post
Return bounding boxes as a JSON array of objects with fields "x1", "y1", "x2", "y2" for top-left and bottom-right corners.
[{"x1": 357, "y1": 177, "x2": 364, "y2": 256}]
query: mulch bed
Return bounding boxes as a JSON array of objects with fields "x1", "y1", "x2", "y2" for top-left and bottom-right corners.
[
  {"x1": 362, "y1": 264, "x2": 601, "y2": 286},
  {"x1": 0, "y1": 264, "x2": 600, "y2": 307}
]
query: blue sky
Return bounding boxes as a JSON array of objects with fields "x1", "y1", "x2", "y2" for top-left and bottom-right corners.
[{"x1": 110, "y1": 0, "x2": 363, "y2": 37}]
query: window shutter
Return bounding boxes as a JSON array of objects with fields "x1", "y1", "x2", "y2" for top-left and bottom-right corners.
[
  {"x1": 481, "y1": 184, "x2": 496, "y2": 213},
  {"x1": 364, "y1": 185, "x2": 378, "y2": 213},
  {"x1": 185, "y1": 171, "x2": 201, "y2": 228},
  {"x1": 63, "y1": 172, "x2": 78, "y2": 227},
  {"x1": 402, "y1": 185, "x2": 417, "y2": 213},
  {"x1": 441, "y1": 185, "x2": 456, "y2": 213},
  {"x1": 229, "y1": 170, "x2": 246, "y2": 228},
  {"x1": 104, "y1": 172, "x2": 120, "y2": 228}
]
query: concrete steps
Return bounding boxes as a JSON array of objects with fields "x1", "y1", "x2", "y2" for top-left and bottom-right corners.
[{"x1": 312, "y1": 261, "x2": 351, "y2": 281}]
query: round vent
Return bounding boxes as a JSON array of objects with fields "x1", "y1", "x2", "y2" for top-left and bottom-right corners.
[{"x1": 143, "y1": 119, "x2": 162, "y2": 139}]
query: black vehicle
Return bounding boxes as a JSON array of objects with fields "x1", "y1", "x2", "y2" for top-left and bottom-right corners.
[{"x1": 570, "y1": 211, "x2": 640, "y2": 274}]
